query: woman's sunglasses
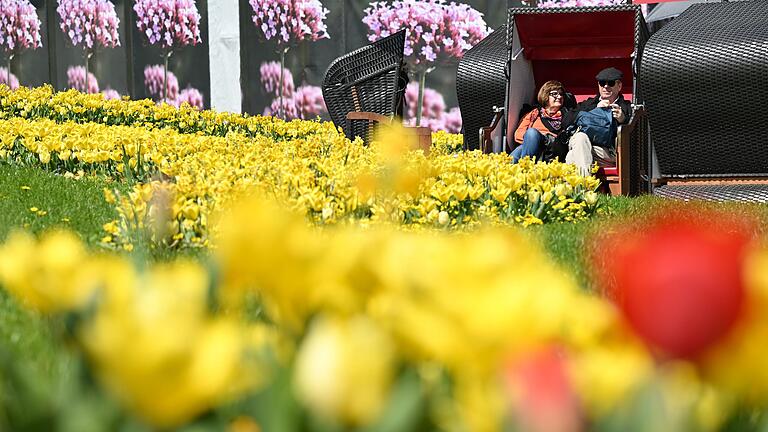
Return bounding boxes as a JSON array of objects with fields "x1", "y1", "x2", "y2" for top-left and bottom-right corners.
[
  {"x1": 598, "y1": 80, "x2": 617, "y2": 87},
  {"x1": 548, "y1": 91, "x2": 564, "y2": 98}
]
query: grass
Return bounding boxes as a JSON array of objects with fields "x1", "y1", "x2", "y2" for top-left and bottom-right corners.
[{"x1": 0, "y1": 164, "x2": 123, "y2": 245}]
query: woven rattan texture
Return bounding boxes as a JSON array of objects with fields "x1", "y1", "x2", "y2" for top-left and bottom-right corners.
[
  {"x1": 322, "y1": 31, "x2": 407, "y2": 144},
  {"x1": 654, "y1": 184, "x2": 768, "y2": 203},
  {"x1": 639, "y1": 1, "x2": 768, "y2": 177},
  {"x1": 456, "y1": 25, "x2": 507, "y2": 151},
  {"x1": 630, "y1": 113, "x2": 649, "y2": 195}
]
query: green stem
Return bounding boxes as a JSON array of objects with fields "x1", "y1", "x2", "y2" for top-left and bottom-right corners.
[
  {"x1": 7, "y1": 53, "x2": 13, "y2": 88},
  {"x1": 84, "y1": 50, "x2": 93, "y2": 93},
  {"x1": 278, "y1": 46, "x2": 289, "y2": 119},
  {"x1": 416, "y1": 69, "x2": 426, "y2": 126},
  {"x1": 163, "y1": 50, "x2": 173, "y2": 103}
]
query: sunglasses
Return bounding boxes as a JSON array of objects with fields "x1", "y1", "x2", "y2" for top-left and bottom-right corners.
[
  {"x1": 548, "y1": 91, "x2": 564, "y2": 97},
  {"x1": 598, "y1": 80, "x2": 617, "y2": 87}
]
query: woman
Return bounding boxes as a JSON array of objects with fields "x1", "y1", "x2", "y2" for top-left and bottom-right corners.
[{"x1": 512, "y1": 80, "x2": 570, "y2": 163}]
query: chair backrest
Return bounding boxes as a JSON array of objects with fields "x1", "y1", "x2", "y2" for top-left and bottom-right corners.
[
  {"x1": 322, "y1": 30, "x2": 408, "y2": 144},
  {"x1": 639, "y1": 1, "x2": 768, "y2": 178},
  {"x1": 456, "y1": 24, "x2": 508, "y2": 151},
  {"x1": 504, "y1": 6, "x2": 649, "y2": 143}
]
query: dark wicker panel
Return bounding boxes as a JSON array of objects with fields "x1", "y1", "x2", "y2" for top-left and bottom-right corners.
[
  {"x1": 456, "y1": 25, "x2": 507, "y2": 151},
  {"x1": 639, "y1": 1, "x2": 768, "y2": 177},
  {"x1": 630, "y1": 113, "x2": 649, "y2": 195},
  {"x1": 322, "y1": 31, "x2": 407, "y2": 144},
  {"x1": 654, "y1": 184, "x2": 768, "y2": 203}
]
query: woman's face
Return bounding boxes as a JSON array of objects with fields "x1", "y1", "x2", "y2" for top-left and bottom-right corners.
[{"x1": 546, "y1": 89, "x2": 564, "y2": 110}]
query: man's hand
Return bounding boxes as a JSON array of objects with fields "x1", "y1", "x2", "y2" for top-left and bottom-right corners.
[
  {"x1": 597, "y1": 99, "x2": 611, "y2": 108},
  {"x1": 610, "y1": 103, "x2": 626, "y2": 123}
]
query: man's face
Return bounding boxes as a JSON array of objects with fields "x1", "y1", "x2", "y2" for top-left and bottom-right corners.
[{"x1": 598, "y1": 79, "x2": 622, "y2": 100}]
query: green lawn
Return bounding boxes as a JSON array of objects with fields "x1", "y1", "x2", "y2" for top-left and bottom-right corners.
[{"x1": 0, "y1": 164, "x2": 123, "y2": 245}]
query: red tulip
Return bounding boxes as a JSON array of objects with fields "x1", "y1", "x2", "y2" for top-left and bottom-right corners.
[{"x1": 592, "y1": 208, "x2": 756, "y2": 360}]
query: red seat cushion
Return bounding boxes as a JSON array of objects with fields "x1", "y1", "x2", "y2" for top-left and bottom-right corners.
[{"x1": 596, "y1": 166, "x2": 618, "y2": 177}]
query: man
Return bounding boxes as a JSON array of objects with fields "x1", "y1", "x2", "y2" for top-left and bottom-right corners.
[{"x1": 565, "y1": 67, "x2": 632, "y2": 176}]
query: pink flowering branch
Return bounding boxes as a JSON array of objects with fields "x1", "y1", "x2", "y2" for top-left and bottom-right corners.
[
  {"x1": 249, "y1": 0, "x2": 329, "y2": 47},
  {"x1": 0, "y1": 0, "x2": 42, "y2": 86},
  {"x1": 67, "y1": 65, "x2": 99, "y2": 94},
  {"x1": 134, "y1": 0, "x2": 201, "y2": 102},
  {"x1": 249, "y1": 0, "x2": 329, "y2": 119},
  {"x1": 363, "y1": 0, "x2": 488, "y2": 125},
  {"x1": 57, "y1": 0, "x2": 120, "y2": 93}
]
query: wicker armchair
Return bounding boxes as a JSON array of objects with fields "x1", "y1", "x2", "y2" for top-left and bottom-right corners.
[
  {"x1": 322, "y1": 30, "x2": 411, "y2": 146},
  {"x1": 639, "y1": 1, "x2": 768, "y2": 202}
]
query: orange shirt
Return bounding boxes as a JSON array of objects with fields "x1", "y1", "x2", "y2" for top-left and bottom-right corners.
[{"x1": 513, "y1": 108, "x2": 561, "y2": 144}]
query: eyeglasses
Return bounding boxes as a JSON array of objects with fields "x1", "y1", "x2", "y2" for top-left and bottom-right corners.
[
  {"x1": 598, "y1": 80, "x2": 617, "y2": 87},
  {"x1": 548, "y1": 91, "x2": 563, "y2": 98}
]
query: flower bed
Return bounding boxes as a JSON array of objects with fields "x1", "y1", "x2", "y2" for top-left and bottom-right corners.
[{"x1": 0, "y1": 87, "x2": 602, "y2": 250}]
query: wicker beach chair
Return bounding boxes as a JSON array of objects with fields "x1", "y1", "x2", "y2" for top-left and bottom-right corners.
[
  {"x1": 639, "y1": 1, "x2": 768, "y2": 202},
  {"x1": 322, "y1": 30, "x2": 412, "y2": 146},
  {"x1": 457, "y1": 5, "x2": 649, "y2": 195}
]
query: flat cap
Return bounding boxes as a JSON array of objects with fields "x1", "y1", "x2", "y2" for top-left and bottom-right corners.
[{"x1": 595, "y1": 67, "x2": 623, "y2": 81}]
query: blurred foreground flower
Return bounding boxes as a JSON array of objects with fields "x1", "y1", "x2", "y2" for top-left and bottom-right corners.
[{"x1": 592, "y1": 207, "x2": 757, "y2": 360}]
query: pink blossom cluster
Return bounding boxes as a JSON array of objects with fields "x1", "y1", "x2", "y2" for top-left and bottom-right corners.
[
  {"x1": 57, "y1": 0, "x2": 120, "y2": 49},
  {"x1": 144, "y1": 64, "x2": 203, "y2": 109},
  {"x1": 134, "y1": 0, "x2": 201, "y2": 49},
  {"x1": 263, "y1": 85, "x2": 326, "y2": 120},
  {"x1": 249, "y1": 0, "x2": 329, "y2": 46},
  {"x1": 293, "y1": 85, "x2": 326, "y2": 119},
  {"x1": 442, "y1": 107, "x2": 462, "y2": 134},
  {"x1": 0, "y1": 0, "x2": 42, "y2": 53},
  {"x1": 403, "y1": 82, "x2": 461, "y2": 133},
  {"x1": 67, "y1": 65, "x2": 99, "y2": 94},
  {"x1": 258, "y1": 61, "x2": 326, "y2": 120},
  {"x1": 175, "y1": 86, "x2": 203, "y2": 109},
  {"x1": 363, "y1": 0, "x2": 489, "y2": 67},
  {"x1": 144, "y1": 64, "x2": 179, "y2": 101},
  {"x1": 538, "y1": 0, "x2": 624, "y2": 7},
  {"x1": 265, "y1": 97, "x2": 298, "y2": 119},
  {"x1": 259, "y1": 60, "x2": 294, "y2": 96},
  {"x1": 0, "y1": 67, "x2": 18, "y2": 89},
  {"x1": 102, "y1": 88, "x2": 120, "y2": 100}
]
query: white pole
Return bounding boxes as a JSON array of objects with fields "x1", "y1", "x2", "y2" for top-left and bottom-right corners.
[{"x1": 208, "y1": 0, "x2": 241, "y2": 113}]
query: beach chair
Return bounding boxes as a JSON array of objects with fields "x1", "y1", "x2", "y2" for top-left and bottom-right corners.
[
  {"x1": 457, "y1": 5, "x2": 650, "y2": 195},
  {"x1": 322, "y1": 30, "x2": 429, "y2": 149},
  {"x1": 639, "y1": 0, "x2": 768, "y2": 202}
]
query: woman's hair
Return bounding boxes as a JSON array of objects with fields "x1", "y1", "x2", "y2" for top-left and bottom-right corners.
[{"x1": 537, "y1": 80, "x2": 565, "y2": 107}]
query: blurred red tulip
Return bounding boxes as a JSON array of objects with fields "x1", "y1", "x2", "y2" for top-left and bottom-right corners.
[
  {"x1": 503, "y1": 348, "x2": 582, "y2": 432},
  {"x1": 592, "y1": 208, "x2": 756, "y2": 360}
]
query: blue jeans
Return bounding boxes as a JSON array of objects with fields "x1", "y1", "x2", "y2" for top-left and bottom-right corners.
[{"x1": 512, "y1": 128, "x2": 545, "y2": 163}]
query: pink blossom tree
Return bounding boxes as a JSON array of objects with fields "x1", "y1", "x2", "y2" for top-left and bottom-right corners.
[
  {"x1": 134, "y1": 0, "x2": 201, "y2": 102},
  {"x1": 259, "y1": 61, "x2": 326, "y2": 120},
  {"x1": 363, "y1": 0, "x2": 489, "y2": 125},
  {"x1": 67, "y1": 65, "x2": 99, "y2": 94},
  {"x1": 0, "y1": 0, "x2": 42, "y2": 87},
  {"x1": 57, "y1": 0, "x2": 120, "y2": 93},
  {"x1": 249, "y1": 0, "x2": 329, "y2": 119}
]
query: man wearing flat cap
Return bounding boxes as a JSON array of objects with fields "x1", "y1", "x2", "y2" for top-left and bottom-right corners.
[{"x1": 565, "y1": 67, "x2": 633, "y2": 176}]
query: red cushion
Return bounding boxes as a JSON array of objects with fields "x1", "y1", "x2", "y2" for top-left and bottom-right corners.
[
  {"x1": 513, "y1": 10, "x2": 636, "y2": 96},
  {"x1": 597, "y1": 166, "x2": 618, "y2": 177}
]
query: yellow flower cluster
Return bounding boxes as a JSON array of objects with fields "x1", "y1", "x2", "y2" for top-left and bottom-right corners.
[
  {"x1": 0, "y1": 91, "x2": 601, "y2": 250},
  {"x1": 6, "y1": 196, "x2": 768, "y2": 430},
  {"x1": 0, "y1": 198, "x2": 634, "y2": 430},
  {"x1": 0, "y1": 230, "x2": 265, "y2": 428}
]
